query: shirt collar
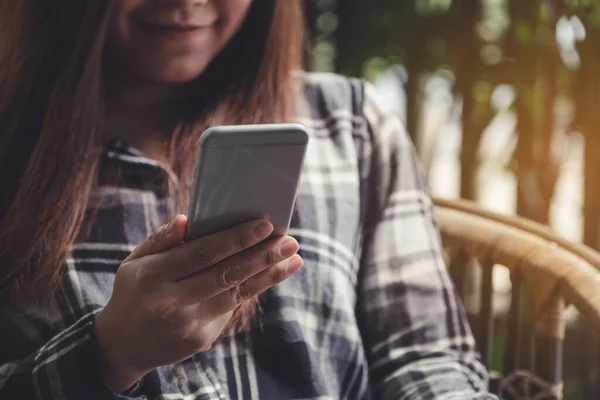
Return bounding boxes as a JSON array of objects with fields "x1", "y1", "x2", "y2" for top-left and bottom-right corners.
[{"x1": 99, "y1": 139, "x2": 172, "y2": 198}]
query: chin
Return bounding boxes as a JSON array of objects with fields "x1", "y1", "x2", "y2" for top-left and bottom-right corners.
[{"x1": 141, "y1": 61, "x2": 211, "y2": 84}]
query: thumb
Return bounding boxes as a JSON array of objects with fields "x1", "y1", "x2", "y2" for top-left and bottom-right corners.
[{"x1": 124, "y1": 214, "x2": 188, "y2": 262}]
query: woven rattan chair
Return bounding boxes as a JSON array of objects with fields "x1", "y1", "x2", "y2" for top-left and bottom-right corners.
[{"x1": 433, "y1": 197, "x2": 600, "y2": 400}]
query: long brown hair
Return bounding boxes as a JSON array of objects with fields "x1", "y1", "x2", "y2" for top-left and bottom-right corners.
[{"x1": 0, "y1": 1, "x2": 304, "y2": 319}]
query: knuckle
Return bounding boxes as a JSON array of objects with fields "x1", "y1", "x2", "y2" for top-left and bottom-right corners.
[
  {"x1": 153, "y1": 301, "x2": 177, "y2": 322},
  {"x1": 147, "y1": 227, "x2": 165, "y2": 245},
  {"x1": 152, "y1": 301, "x2": 190, "y2": 339},
  {"x1": 196, "y1": 246, "x2": 220, "y2": 266},
  {"x1": 130, "y1": 257, "x2": 161, "y2": 288},
  {"x1": 236, "y1": 229, "x2": 254, "y2": 249},
  {"x1": 218, "y1": 262, "x2": 243, "y2": 288},
  {"x1": 271, "y1": 263, "x2": 288, "y2": 283},
  {"x1": 264, "y1": 247, "x2": 277, "y2": 266},
  {"x1": 237, "y1": 231, "x2": 249, "y2": 249},
  {"x1": 231, "y1": 283, "x2": 250, "y2": 308},
  {"x1": 131, "y1": 263, "x2": 153, "y2": 288}
]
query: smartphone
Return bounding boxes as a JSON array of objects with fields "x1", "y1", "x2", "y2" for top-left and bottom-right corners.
[{"x1": 185, "y1": 123, "x2": 309, "y2": 241}]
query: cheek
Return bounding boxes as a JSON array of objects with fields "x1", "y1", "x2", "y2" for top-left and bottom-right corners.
[
  {"x1": 223, "y1": 0, "x2": 253, "y2": 19},
  {"x1": 218, "y1": 0, "x2": 253, "y2": 35}
]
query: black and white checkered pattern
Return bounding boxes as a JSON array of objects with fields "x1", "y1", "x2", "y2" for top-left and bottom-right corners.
[{"x1": 0, "y1": 73, "x2": 496, "y2": 399}]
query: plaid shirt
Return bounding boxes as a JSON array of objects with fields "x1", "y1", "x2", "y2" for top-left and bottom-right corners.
[{"x1": 0, "y1": 73, "x2": 495, "y2": 400}]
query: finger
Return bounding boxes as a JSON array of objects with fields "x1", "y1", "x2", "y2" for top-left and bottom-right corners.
[
  {"x1": 175, "y1": 235, "x2": 299, "y2": 303},
  {"x1": 123, "y1": 215, "x2": 188, "y2": 262},
  {"x1": 197, "y1": 254, "x2": 303, "y2": 321},
  {"x1": 154, "y1": 219, "x2": 274, "y2": 281}
]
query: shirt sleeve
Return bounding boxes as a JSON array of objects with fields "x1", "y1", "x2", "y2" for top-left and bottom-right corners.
[
  {"x1": 356, "y1": 81, "x2": 497, "y2": 400},
  {"x1": 0, "y1": 312, "x2": 142, "y2": 400}
]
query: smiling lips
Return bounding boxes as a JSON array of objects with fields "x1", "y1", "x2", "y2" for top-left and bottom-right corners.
[{"x1": 139, "y1": 21, "x2": 214, "y2": 40}]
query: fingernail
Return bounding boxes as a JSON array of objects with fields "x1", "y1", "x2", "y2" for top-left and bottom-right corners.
[
  {"x1": 280, "y1": 237, "x2": 299, "y2": 258},
  {"x1": 287, "y1": 255, "x2": 303, "y2": 276},
  {"x1": 253, "y1": 221, "x2": 273, "y2": 239}
]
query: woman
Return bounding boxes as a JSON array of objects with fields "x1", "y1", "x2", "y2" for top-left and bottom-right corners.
[{"x1": 0, "y1": 1, "x2": 495, "y2": 399}]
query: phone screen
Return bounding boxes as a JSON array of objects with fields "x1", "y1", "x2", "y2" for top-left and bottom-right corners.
[{"x1": 187, "y1": 141, "x2": 307, "y2": 240}]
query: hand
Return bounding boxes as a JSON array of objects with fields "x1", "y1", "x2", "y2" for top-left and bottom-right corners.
[{"x1": 94, "y1": 215, "x2": 302, "y2": 393}]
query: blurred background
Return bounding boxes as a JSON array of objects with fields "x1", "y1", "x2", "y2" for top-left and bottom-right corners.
[{"x1": 303, "y1": 1, "x2": 600, "y2": 398}]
